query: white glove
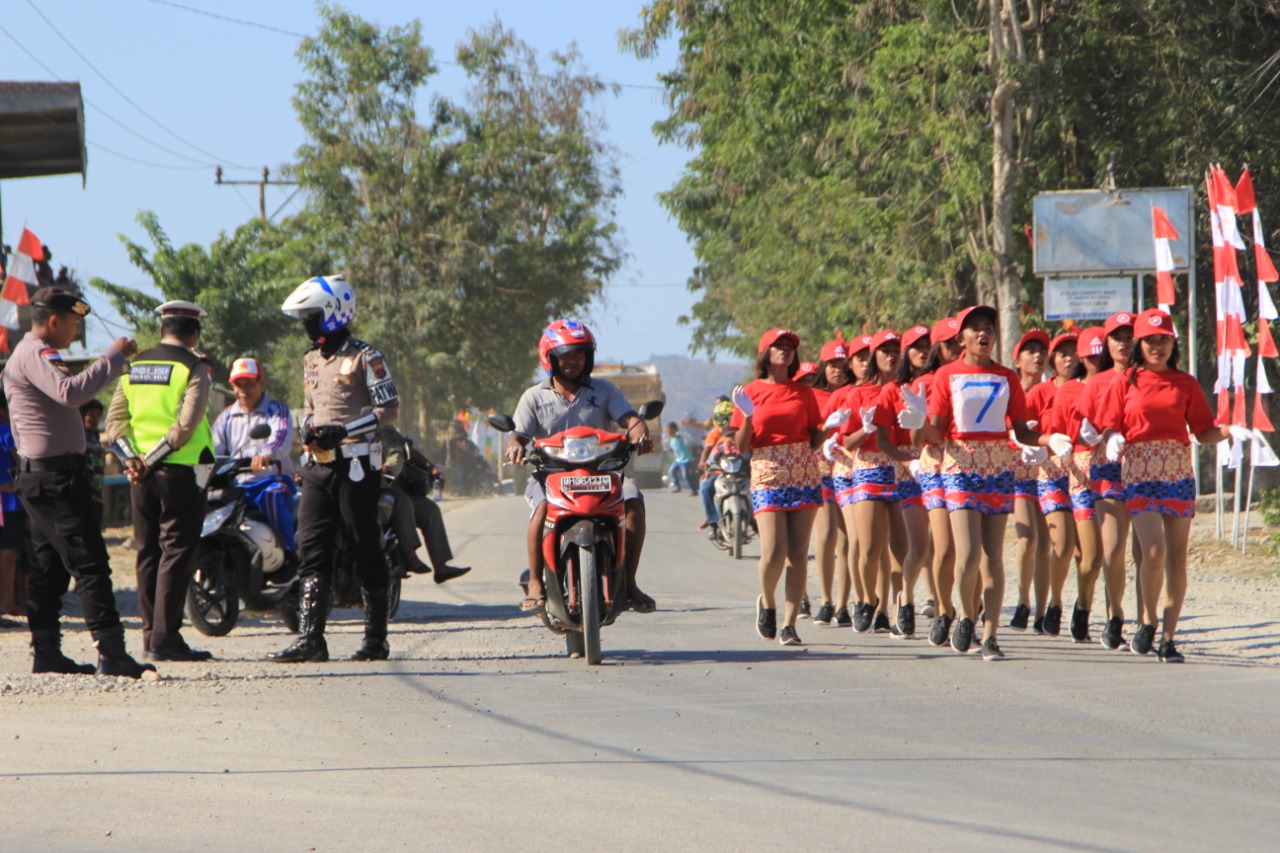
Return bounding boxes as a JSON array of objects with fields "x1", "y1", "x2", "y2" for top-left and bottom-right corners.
[
  {"x1": 1104, "y1": 431, "x2": 1126, "y2": 463},
  {"x1": 860, "y1": 407, "x2": 878, "y2": 435},
  {"x1": 1228, "y1": 424, "x2": 1252, "y2": 444},
  {"x1": 897, "y1": 407, "x2": 926, "y2": 430},
  {"x1": 1021, "y1": 444, "x2": 1049, "y2": 466},
  {"x1": 822, "y1": 434, "x2": 841, "y2": 462},
  {"x1": 823, "y1": 408, "x2": 852, "y2": 430},
  {"x1": 731, "y1": 384, "x2": 753, "y2": 417},
  {"x1": 1047, "y1": 433, "x2": 1074, "y2": 458},
  {"x1": 1025, "y1": 420, "x2": 1039, "y2": 431},
  {"x1": 908, "y1": 459, "x2": 921, "y2": 478},
  {"x1": 1079, "y1": 417, "x2": 1103, "y2": 447},
  {"x1": 900, "y1": 385, "x2": 927, "y2": 415}
]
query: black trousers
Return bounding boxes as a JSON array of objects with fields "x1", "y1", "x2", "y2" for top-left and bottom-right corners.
[
  {"x1": 386, "y1": 486, "x2": 454, "y2": 568},
  {"x1": 17, "y1": 466, "x2": 122, "y2": 635},
  {"x1": 131, "y1": 465, "x2": 206, "y2": 650},
  {"x1": 297, "y1": 456, "x2": 387, "y2": 593}
]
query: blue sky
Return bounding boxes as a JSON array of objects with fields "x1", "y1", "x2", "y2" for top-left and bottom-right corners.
[{"x1": 0, "y1": 0, "x2": 698, "y2": 364}]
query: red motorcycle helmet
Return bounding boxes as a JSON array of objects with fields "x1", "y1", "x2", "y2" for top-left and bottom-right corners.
[{"x1": 539, "y1": 319, "x2": 597, "y2": 376}]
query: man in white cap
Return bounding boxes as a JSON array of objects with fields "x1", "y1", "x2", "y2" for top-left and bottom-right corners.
[
  {"x1": 105, "y1": 300, "x2": 216, "y2": 662},
  {"x1": 212, "y1": 356, "x2": 297, "y2": 560}
]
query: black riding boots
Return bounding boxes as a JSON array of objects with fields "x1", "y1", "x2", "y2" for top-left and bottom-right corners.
[
  {"x1": 93, "y1": 626, "x2": 157, "y2": 678},
  {"x1": 350, "y1": 587, "x2": 390, "y2": 661},
  {"x1": 268, "y1": 575, "x2": 330, "y2": 663},
  {"x1": 30, "y1": 626, "x2": 96, "y2": 674}
]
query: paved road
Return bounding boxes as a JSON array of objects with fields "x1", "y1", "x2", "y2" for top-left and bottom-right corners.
[{"x1": 3, "y1": 490, "x2": 1278, "y2": 851}]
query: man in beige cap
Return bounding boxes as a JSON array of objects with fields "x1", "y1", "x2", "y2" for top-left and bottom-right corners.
[
  {"x1": 105, "y1": 300, "x2": 216, "y2": 662},
  {"x1": 1, "y1": 287, "x2": 154, "y2": 677}
]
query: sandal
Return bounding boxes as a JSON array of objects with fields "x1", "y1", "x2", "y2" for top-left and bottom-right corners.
[
  {"x1": 629, "y1": 592, "x2": 657, "y2": 613},
  {"x1": 520, "y1": 596, "x2": 547, "y2": 613}
]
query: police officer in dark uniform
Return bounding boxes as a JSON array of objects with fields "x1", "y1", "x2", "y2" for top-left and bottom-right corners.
[
  {"x1": 0, "y1": 287, "x2": 154, "y2": 677},
  {"x1": 105, "y1": 300, "x2": 216, "y2": 662},
  {"x1": 269, "y1": 274, "x2": 400, "y2": 663}
]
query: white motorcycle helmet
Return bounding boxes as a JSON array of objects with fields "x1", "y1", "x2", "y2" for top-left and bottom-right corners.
[{"x1": 281, "y1": 274, "x2": 356, "y2": 334}]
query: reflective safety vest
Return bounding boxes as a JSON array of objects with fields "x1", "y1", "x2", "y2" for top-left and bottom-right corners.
[{"x1": 121, "y1": 343, "x2": 215, "y2": 465}]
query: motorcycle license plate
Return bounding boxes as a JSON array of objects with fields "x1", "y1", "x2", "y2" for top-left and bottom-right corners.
[{"x1": 561, "y1": 474, "x2": 612, "y2": 493}]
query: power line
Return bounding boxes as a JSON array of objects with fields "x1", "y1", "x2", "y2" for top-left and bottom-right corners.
[
  {"x1": 87, "y1": 140, "x2": 208, "y2": 171},
  {"x1": 24, "y1": 0, "x2": 254, "y2": 169},
  {"x1": 140, "y1": 0, "x2": 665, "y2": 91},
  {"x1": 0, "y1": 22, "x2": 217, "y2": 167}
]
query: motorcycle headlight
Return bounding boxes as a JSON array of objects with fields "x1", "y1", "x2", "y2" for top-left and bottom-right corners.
[
  {"x1": 720, "y1": 457, "x2": 743, "y2": 474},
  {"x1": 543, "y1": 435, "x2": 618, "y2": 463},
  {"x1": 201, "y1": 502, "x2": 236, "y2": 537}
]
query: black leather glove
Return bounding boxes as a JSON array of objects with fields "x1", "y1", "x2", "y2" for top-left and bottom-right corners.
[{"x1": 309, "y1": 424, "x2": 348, "y2": 451}]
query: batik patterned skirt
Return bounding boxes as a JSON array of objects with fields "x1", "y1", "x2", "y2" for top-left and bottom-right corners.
[
  {"x1": 1123, "y1": 440, "x2": 1196, "y2": 518},
  {"x1": 940, "y1": 439, "x2": 1016, "y2": 515},
  {"x1": 1013, "y1": 450, "x2": 1040, "y2": 503},
  {"x1": 1068, "y1": 449, "x2": 1098, "y2": 522},
  {"x1": 894, "y1": 445, "x2": 923, "y2": 509},
  {"x1": 1036, "y1": 452, "x2": 1072, "y2": 515},
  {"x1": 835, "y1": 448, "x2": 897, "y2": 505},
  {"x1": 749, "y1": 441, "x2": 824, "y2": 514},
  {"x1": 918, "y1": 444, "x2": 946, "y2": 511},
  {"x1": 815, "y1": 452, "x2": 837, "y2": 504}
]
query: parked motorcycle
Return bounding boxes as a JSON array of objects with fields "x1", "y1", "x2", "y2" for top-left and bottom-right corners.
[
  {"x1": 187, "y1": 424, "x2": 299, "y2": 636},
  {"x1": 711, "y1": 453, "x2": 753, "y2": 560},
  {"x1": 489, "y1": 400, "x2": 663, "y2": 665}
]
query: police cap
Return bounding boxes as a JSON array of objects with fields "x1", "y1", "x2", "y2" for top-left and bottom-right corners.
[
  {"x1": 155, "y1": 300, "x2": 208, "y2": 319},
  {"x1": 31, "y1": 287, "x2": 91, "y2": 317}
]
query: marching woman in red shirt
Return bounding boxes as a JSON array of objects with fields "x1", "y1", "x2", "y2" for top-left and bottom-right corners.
[
  {"x1": 832, "y1": 330, "x2": 901, "y2": 634},
  {"x1": 1074, "y1": 312, "x2": 1136, "y2": 650},
  {"x1": 1026, "y1": 331, "x2": 1079, "y2": 637},
  {"x1": 923, "y1": 306, "x2": 1072, "y2": 660},
  {"x1": 1008, "y1": 329, "x2": 1052, "y2": 634},
  {"x1": 872, "y1": 324, "x2": 938, "y2": 637},
  {"x1": 824, "y1": 334, "x2": 875, "y2": 625},
  {"x1": 1056, "y1": 326, "x2": 1106, "y2": 643},
  {"x1": 733, "y1": 329, "x2": 829, "y2": 646},
  {"x1": 1095, "y1": 309, "x2": 1238, "y2": 662},
  {"x1": 805, "y1": 334, "x2": 853, "y2": 626},
  {"x1": 917, "y1": 317, "x2": 961, "y2": 646}
]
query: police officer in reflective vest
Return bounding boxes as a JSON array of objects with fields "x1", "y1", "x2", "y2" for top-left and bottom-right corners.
[
  {"x1": 105, "y1": 301, "x2": 216, "y2": 662},
  {"x1": 269, "y1": 275, "x2": 400, "y2": 663},
  {"x1": 1, "y1": 287, "x2": 153, "y2": 677}
]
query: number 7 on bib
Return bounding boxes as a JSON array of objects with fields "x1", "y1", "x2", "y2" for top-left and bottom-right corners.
[{"x1": 950, "y1": 375, "x2": 1010, "y2": 433}]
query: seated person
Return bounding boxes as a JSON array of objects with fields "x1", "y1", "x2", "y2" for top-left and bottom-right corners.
[
  {"x1": 211, "y1": 358, "x2": 296, "y2": 555},
  {"x1": 379, "y1": 426, "x2": 470, "y2": 584}
]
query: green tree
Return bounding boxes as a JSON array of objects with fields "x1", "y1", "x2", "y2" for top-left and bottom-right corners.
[
  {"x1": 292, "y1": 5, "x2": 624, "y2": 429},
  {"x1": 625, "y1": 1, "x2": 1280, "y2": 363}
]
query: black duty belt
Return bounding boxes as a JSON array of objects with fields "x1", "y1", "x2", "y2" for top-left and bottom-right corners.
[{"x1": 19, "y1": 454, "x2": 88, "y2": 473}]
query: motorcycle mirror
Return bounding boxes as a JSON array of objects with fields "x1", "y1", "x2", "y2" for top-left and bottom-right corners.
[
  {"x1": 636, "y1": 399, "x2": 664, "y2": 421},
  {"x1": 248, "y1": 423, "x2": 272, "y2": 440},
  {"x1": 487, "y1": 413, "x2": 516, "y2": 432}
]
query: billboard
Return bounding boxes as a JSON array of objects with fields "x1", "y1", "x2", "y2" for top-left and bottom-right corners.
[{"x1": 1033, "y1": 188, "x2": 1195, "y2": 277}]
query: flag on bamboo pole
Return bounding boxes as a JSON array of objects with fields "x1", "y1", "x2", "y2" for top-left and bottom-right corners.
[
  {"x1": 1207, "y1": 167, "x2": 1251, "y2": 435},
  {"x1": 0, "y1": 227, "x2": 40, "y2": 330},
  {"x1": 1151, "y1": 206, "x2": 1179, "y2": 311},
  {"x1": 1236, "y1": 167, "x2": 1279, "y2": 433}
]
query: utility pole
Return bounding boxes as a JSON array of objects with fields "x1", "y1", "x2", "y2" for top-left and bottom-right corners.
[{"x1": 214, "y1": 166, "x2": 300, "y2": 221}]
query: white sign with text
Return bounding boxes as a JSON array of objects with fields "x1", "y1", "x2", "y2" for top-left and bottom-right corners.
[{"x1": 1044, "y1": 277, "x2": 1133, "y2": 321}]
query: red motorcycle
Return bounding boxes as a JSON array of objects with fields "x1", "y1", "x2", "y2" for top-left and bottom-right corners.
[{"x1": 490, "y1": 401, "x2": 662, "y2": 664}]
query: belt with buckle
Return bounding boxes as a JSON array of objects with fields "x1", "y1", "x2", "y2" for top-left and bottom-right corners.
[
  {"x1": 313, "y1": 442, "x2": 372, "y2": 464},
  {"x1": 20, "y1": 453, "x2": 88, "y2": 472}
]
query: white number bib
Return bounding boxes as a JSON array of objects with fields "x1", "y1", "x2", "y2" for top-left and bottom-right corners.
[{"x1": 949, "y1": 373, "x2": 1010, "y2": 433}]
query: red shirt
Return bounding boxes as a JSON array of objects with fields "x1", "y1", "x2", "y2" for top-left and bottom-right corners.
[
  {"x1": 928, "y1": 359, "x2": 1029, "y2": 441},
  {"x1": 811, "y1": 386, "x2": 833, "y2": 414},
  {"x1": 1052, "y1": 378, "x2": 1089, "y2": 451},
  {"x1": 1102, "y1": 368, "x2": 1215, "y2": 445},
  {"x1": 1075, "y1": 369, "x2": 1127, "y2": 441},
  {"x1": 1024, "y1": 379, "x2": 1058, "y2": 426},
  {"x1": 730, "y1": 379, "x2": 821, "y2": 448},
  {"x1": 873, "y1": 378, "x2": 926, "y2": 448},
  {"x1": 836, "y1": 382, "x2": 888, "y2": 452}
]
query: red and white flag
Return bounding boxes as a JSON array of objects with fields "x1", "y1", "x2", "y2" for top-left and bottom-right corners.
[
  {"x1": 0, "y1": 228, "x2": 41, "y2": 330},
  {"x1": 1151, "y1": 206, "x2": 1178, "y2": 311},
  {"x1": 1207, "y1": 168, "x2": 1251, "y2": 411}
]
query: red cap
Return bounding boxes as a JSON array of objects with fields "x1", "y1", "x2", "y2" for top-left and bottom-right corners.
[
  {"x1": 1048, "y1": 331, "x2": 1078, "y2": 354},
  {"x1": 1012, "y1": 329, "x2": 1050, "y2": 359},
  {"x1": 757, "y1": 328, "x2": 800, "y2": 354},
  {"x1": 901, "y1": 324, "x2": 930, "y2": 350},
  {"x1": 229, "y1": 357, "x2": 262, "y2": 382},
  {"x1": 1133, "y1": 308, "x2": 1176, "y2": 339},
  {"x1": 846, "y1": 334, "x2": 874, "y2": 357},
  {"x1": 869, "y1": 329, "x2": 900, "y2": 352},
  {"x1": 819, "y1": 331, "x2": 848, "y2": 363},
  {"x1": 930, "y1": 316, "x2": 961, "y2": 344},
  {"x1": 1103, "y1": 311, "x2": 1135, "y2": 336},
  {"x1": 956, "y1": 305, "x2": 998, "y2": 329},
  {"x1": 795, "y1": 361, "x2": 818, "y2": 380},
  {"x1": 1077, "y1": 326, "x2": 1106, "y2": 357}
]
